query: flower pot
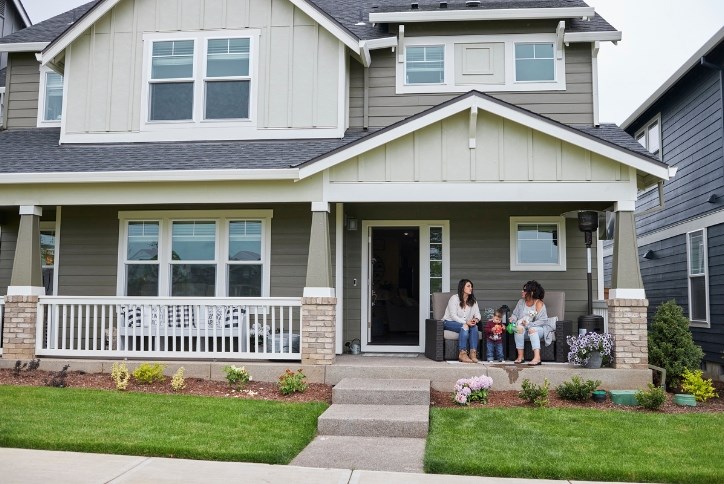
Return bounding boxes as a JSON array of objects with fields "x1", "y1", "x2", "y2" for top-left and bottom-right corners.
[
  {"x1": 673, "y1": 394, "x2": 696, "y2": 406},
  {"x1": 592, "y1": 390, "x2": 607, "y2": 403},
  {"x1": 584, "y1": 350, "x2": 603, "y2": 369}
]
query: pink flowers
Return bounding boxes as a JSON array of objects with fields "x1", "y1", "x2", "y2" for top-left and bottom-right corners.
[{"x1": 453, "y1": 375, "x2": 493, "y2": 405}]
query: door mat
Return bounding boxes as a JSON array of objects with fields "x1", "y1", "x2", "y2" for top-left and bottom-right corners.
[{"x1": 362, "y1": 353, "x2": 419, "y2": 357}]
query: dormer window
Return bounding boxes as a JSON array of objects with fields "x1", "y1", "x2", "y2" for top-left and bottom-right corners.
[
  {"x1": 150, "y1": 40, "x2": 194, "y2": 121},
  {"x1": 205, "y1": 38, "x2": 251, "y2": 119},
  {"x1": 405, "y1": 45, "x2": 444, "y2": 84},
  {"x1": 514, "y1": 43, "x2": 555, "y2": 82},
  {"x1": 635, "y1": 114, "x2": 662, "y2": 159},
  {"x1": 37, "y1": 66, "x2": 64, "y2": 126}
]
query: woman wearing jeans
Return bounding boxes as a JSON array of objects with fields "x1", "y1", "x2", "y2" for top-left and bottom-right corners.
[
  {"x1": 510, "y1": 280, "x2": 557, "y2": 365},
  {"x1": 442, "y1": 279, "x2": 481, "y2": 363}
]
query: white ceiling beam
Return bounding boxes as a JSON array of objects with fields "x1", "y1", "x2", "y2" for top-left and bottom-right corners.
[{"x1": 370, "y1": 7, "x2": 595, "y2": 23}]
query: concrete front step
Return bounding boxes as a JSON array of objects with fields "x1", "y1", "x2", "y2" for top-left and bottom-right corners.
[
  {"x1": 318, "y1": 404, "x2": 429, "y2": 438},
  {"x1": 332, "y1": 378, "x2": 430, "y2": 405},
  {"x1": 290, "y1": 435, "x2": 426, "y2": 473}
]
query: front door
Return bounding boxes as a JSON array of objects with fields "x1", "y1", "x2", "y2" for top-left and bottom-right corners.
[{"x1": 361, "y1": 220, "x2": 449, "y2": 353}]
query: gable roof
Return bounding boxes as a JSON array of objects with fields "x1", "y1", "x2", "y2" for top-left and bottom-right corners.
[
  {"x1": 0, "y1": 1, "x2": 97, "y2": 49},
  {"x1": 621, "y1": 25, "x2": 724, "y2": 130},
  {"x1": 296, "y1": 90, "x2": 672, "y2": 186},
  {"x1": 9, "y1": 0, "x2": 32, "y2": 28}
]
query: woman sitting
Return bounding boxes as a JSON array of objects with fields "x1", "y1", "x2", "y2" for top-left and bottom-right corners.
[
  {"x1": 443, "y1": 279, "x2": 481, "y2": 363},
  {"x1": 510, "y1": 280, "x2": 557, "y2": 366}
]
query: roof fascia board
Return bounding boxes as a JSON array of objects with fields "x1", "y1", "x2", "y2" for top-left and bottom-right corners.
[
  {"x1": 563, "y1": 31, "x2": 622, "y2": 43},
  {"x1": 300, "y1": 94, "x2": 670, "y2": 181},
  {"x1": 363, "y1": 37, "x2": 398, "y2": 50},
  {"x1": 40, "y1": 0, "x2": 121, "y2": 66},
  {"x1": 287, "y1": 0, "x2": 360, "y2": 51},
  {"x1": 622, "y1": 25, "x2": 724, "y2": 129},
  {"x1": 369, "y1": 7, "x2": 595, "y2": 23},
  {"x1": 0, "y1": 42, "x2": 49, "y2": 52},
  {"x1": 12, "y1": 0, "x2": 32, "y2": 27},
  {"x1": 0, "y1": 169, "x2": 300, "y2": 185}
]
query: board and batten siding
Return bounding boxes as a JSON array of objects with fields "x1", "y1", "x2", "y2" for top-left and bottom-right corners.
[
  {"x1": 64, "y1": 0, "x2": 341, "y2": 134},
  {"x1": 341, "y1": 203, "x2": 601, "y2": 343},
  {"x1": 634, "y1": 67, "x2": 724, "y2": 237},
  {"x1": 4, "y1": 53, "x2": 39, "y2": 129},
  {"x1": 331, "y1": 110, "x2": 627, "y2": 184},
  {"x1": 349, "y1": 42, "x2": 593, "y2": 129}
]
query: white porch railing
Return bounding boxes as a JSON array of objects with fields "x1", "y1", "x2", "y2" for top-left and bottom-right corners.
[
  {"x1": 0, "y1": 299, "x2": 4, "y2": 355},
  {"x1": 36, "y1": 297, "x2": 302, "y2": 360}
]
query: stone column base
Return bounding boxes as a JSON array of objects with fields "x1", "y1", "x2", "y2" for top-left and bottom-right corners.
[
  {"x1": 607, "y1": 298, "x2": 649, "y2": 369},
  {"x1": 301, "y1": 297, "x2": 337, "y2": 365},
  {"x1": 2, "y1": 296, "x2": 39, "y2": 360}
]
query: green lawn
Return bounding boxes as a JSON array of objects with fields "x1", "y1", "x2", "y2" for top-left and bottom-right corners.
[
  {"x1": 426, "y1": 407, "x2": 724, "y2": 484},
  {"x1": 0, "y1": 386, "x2": 327, "y2": 464}
]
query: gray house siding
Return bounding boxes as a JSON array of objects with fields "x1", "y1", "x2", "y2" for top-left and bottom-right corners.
[
  {"x1": 5, "y1": 52, "x2": 39, "y2": 129},
  {"x1": 349, "y1": 42, "x2": 593, "y2": 129},
  {"x1": 700, "y1": 223, "x2": 724, "y2": 364},
  {"x1": 0, "y1": 217, "x2": 19, "y2": 295},
  {"x1": 1, "y1": 1, "x2": 26, "y2": 72}
]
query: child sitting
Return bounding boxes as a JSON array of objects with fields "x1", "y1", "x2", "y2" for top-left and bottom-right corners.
[{"x1": 483, "y1": 308, "x2": 506, "y2": 362}]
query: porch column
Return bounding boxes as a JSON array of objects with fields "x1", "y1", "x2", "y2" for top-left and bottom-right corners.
[
  {"x1": 607, "y1": 207, "x2": 648, "y2": 369},
  {"x1": 3, "y1": 205, "x2": 44, "y2": 360},
  {"x1": 301, "y1": 202, "x2": 336, "y2": 365}
]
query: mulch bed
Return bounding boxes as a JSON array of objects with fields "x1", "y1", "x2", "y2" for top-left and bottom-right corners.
[{"x1": 2, "y1": 368, "x2": 723, "y2": 412}]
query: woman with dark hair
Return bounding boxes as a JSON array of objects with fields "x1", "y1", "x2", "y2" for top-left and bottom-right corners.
[
  {"x1": 509, "y1": 280, "x2": 557, "y2": 365},
  {"x1": 443, "y1": 279, "x2": 481, "y2": 363}
]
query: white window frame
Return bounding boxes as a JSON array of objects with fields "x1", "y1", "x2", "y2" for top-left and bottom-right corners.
[
  {"x1": 634, "y1": 113, "x2": 662, "y2": 160},
  {"x1": 36, "y1": 65, "x2": 63, "y2": 127},
  {"x1": 509, "y1": 216, "x2": 567, "y2": 271},
  {"x1": 686, "y1": 228, "x2": 710, "y2": 327},
  {"x1": 405, "y1": 44, "x2": 445, "y2": 85},
  {"x1": 117, "y1": 210, "x2": 272, "y2": 297},
  {"x1": 396, "y1": 33, "x2": 565, "y2": 94},
  {"x1": 513, "y1": 42, "x2": 556, "y2": 83},
  {"x1": 40, "y1": 219, "x2": 61, "y2": 296},
  {"x1": 140, "y1": 30, "x2": 259, "y2": 131}
]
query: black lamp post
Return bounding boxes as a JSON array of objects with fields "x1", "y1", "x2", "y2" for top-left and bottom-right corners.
[{"x1": 577, "y1": 211, "x2": 604, "y2": 334}]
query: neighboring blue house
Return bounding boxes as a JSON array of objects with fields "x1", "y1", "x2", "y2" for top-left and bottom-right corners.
[{"x1": 607, "y1": 26, "x2": 724, "y2": 381}]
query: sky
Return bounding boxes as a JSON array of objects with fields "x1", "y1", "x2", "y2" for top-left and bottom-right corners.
[{"x1": 19, "y1": 0, "x2": 724, "y2": 125}]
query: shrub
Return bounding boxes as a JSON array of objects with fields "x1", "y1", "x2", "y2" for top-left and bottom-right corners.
[
  {"x1": 453, "y1": 375, "x2": 493, "y2": 405},
  {"x1": 171, "y1": 367, "x2": 186, "y2": 392},
  {"x1": 111, "y1": 362, "x2": 131, "y2": 390},
  {"x1": 45, "y1": 365, "x2": 70, "y2": 388},
  {"x1": 224, "y1": 365, "x2": 251, "y2": 389},
  {"x1": 556, "y1": 376, "x2": 601, "y2": 401},
  {"x1": 132, "y1": 363, "x2": 166, "y2": 384},
  {"x1": 278, "y1": 369, "x2": 308, "y2": 395},
  {"x1": 636, "y1": 383, "x2": 666, "y2": 410},
  {"x1": 649, "y1": 300, "x2": 704, "y2": 389},
  {"x1": 518, "y1": 378, "x2": 549, "y2": 407},
  {"x1": 681, "y1": 368, "x2": 719, "y2": 402},
  {"x1": 13, "y1": 359, "x2": 40, "y2": 376}
]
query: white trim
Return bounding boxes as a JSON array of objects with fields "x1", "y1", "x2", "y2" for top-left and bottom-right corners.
[
  {"x1": 335, "y1": 203, "x2": 344, "y2": 355},
  {"x1": 608, "y1": 288, "x2": 646, "y2": 300},
  {"x1": 298, "y1": 94, "x2": 671, "y2": 181},
  {"x1": 591, "y1": 42, "x2": 600, "y2": 127},
  {"x1": 303, "y1": 287, "x2": 335, "y2": 297},
  {"x1": 686, "y1": 228, "x2": 710, "y2": 327},
  {"x1": 563, "y1": 31, "x2": 622, "y2": 44},
  {"x1": 40, "y1": 220, "x2": 59, "y2": 296},
  {"x1": 614, "y1": 200, "x2": 636, "y2": 212},
  {"x1": 19, "y1": 205, "x2": 42, "y2": 216},
  {"x1": 7, "y1": 286, "x2": 46, "y2": 296},
  {"x1": 369, "y1": 7, "x2": 595, "y2": 23},
  {"x1": 311, "y1": 202, "x2": 330, "y2": 212},
  {"x1": 396, "y1": 33, "x2": 566, "y2": 94},
  {"x1": 509, "y1": 216, "x2": 567, "y2": 272},
  {"x1": 11, "y1": 0, "x2": 32, "y2": 27},
  {"x1": 363, "y1": 37, "x2": 398, "y2": 51},
  {"x1": 0, "y1": 42, "x2": 48, "y2": 53},
  {"x1": 634, "y1": 114, "x2": 662, "y2": 160},
  {"x1": 36, "y1": 66, "x2": 63, "y2": 127},
  {"x1": 622, "y1": 26, "x2": 724, "y2": 129},
  {"x1": 0, "y1": 169, "x2": 300, "y2": 185},
  {"x1": 286, "y1": 0, "x2": 359, "y2": 52}
]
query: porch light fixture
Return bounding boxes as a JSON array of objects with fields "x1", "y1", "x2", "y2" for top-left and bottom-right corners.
[
  {"x1": 643, "y1": 250, "x2": 655, "y2": 260},
  {"x1": 707, "y1": 194, "x2": 719, "y2": 203},
  {"x1": 347, "y1": 218, "x2": 358, "y2": 231}
]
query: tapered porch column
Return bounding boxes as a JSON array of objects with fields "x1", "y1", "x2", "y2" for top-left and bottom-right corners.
[
  {"x1": 3, "y1": 206, "x2": 44, "y2": 360},
  {"x1": 607, "y1": 206, "x2": 648, "y2": 369},
  {"x1": 301, "y1": 202, "x2": 336, "y2": 365}
]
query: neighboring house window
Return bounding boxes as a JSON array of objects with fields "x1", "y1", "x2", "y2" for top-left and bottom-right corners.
[
  {"x1": 515, "y1": 43, "x2": 555, "y2": 81},
  {"x1": 143, "y1": 31, "x2": 257, "y2": 126},
  {"x1": 119, "y1": 211, "x2": 271, "y2": 297},
  {"x1": 635, "y1": 114, "x2": 662, "y2": 159},
  {"x1": 405, "y1": 45, "x2": 444, "y2": 84},
  {"x1": 37, "y1": 67, "x2": 64, "y2": 126},
  {"x1": 509, "y1": 216, "x2": 567, "y2": 271},
  {"x1": 687, "y1": 229, "x2": 709, "y2": 326}
]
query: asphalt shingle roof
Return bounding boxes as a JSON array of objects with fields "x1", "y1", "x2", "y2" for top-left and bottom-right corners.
[
  {"x1": 0, "y1": 1, "x2": 98, "y2": 44},
  {"x1": 0, "y1": 128, "x2": 373, "y2": 174}
]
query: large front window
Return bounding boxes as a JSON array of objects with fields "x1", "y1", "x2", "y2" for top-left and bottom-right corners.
[
  {"x1": 120, "y1": 211, "x2": 271, "y2": 297},
  {"x1": 510, "y1": 217, "x2": 567, "y2": 271},
  {"x1": 687, "y1": 229, "x2": 709, "y2": 326}
]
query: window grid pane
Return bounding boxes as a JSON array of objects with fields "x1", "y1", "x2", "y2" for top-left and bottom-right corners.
[
  {"x1": 207, "y1": 38, "x2": 250, "y2": 77},
  {"x1": 229, "y1": 220, "x2": 262, "y2": 261},
  {"x1": 205, "y1": 80, "x2": 250, "y2": 119},
  {"x1": 515, "y1": 43, "x2": 555, "y2": 81},
  {"x1": 172, "y1": 221, "x2": 216, "y2": 261},
  {"x1": 688, "y1": 231, "x2": 704, "y2": 275},
  {"x1": 517, "y1": 224, "x2": 559, "y2": 264},
  {"x1": 150, "y1": 82, "x2": 193, "y2": 120},
  {"x1": 406, "y1": 46, "x2": 444, "y2": 84},
  {"x1": 127, "y1": 221, "x2": 159, "y2": 261},
  {"x1": 152, "y1": 40, "x2": 194, "y2": 79},
  {"x1": 44, "y1": 72, "x2": 63, "y2": 121}
]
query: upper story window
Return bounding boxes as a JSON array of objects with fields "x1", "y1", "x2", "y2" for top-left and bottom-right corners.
[
  {"x1": 509, "y1": 216, "x2": 567, "y2": 271},
  {"x1": 406, "y1": 45, "x2": 444, "y2": 84},
  {"x1": 397, "y1": 34, "x2": 564, "y2": 95},
  {"x1": 635, "y1": 114, "x2": 662, "y2": 159},
  {"x1": 143, "y1": 31, "x2": 258, "y2": 127},
  {"x1": 37, "y1": 67, "x2": 64, "y2": 126},
  {"x1": 515, "y1": 43, "x2": 554, "y2": 81}
]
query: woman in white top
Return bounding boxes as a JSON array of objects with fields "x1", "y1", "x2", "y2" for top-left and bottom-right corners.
[
  {"x1": 443, "y1": 279, "x2": 482, "y2": 363},
  {"x1": 509, "y1": 280, "x2": 556, "y2": 366}
]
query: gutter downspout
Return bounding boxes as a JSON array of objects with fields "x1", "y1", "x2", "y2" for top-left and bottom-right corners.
[{"x1": 592, "y1": 41, "x2": 600, "y2": 127}]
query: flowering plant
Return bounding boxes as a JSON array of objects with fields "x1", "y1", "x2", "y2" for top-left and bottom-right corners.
[
  {"x1": 453, "y1": 375, "x2": 493, "y2": 405},
  {"x1": 566, "y1": 332, "x2": 614, "y2": 366}
]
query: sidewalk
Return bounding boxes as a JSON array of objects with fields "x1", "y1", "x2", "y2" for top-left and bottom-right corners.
[{"x1": 0, "y1": 448, "x2": 649, "y2": 484}]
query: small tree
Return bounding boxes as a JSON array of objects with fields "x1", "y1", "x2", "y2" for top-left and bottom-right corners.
[{"x1": 648, "y1": 300, "x2": 704, "y2": 389}]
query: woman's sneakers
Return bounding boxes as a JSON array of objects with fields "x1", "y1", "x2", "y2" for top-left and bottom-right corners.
[{"x1": 458, "y1": 350, "x2": 473, "y2": 363}]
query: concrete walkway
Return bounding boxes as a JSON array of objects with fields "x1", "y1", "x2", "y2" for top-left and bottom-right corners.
[{"x1": 0, "y1": 448, "x2": 650, "y2": 484}]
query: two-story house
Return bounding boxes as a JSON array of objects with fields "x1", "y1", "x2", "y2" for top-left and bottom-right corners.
[
  {"x1": 0, "y1": 0, "x2": 32, "y2": 124},
  {"x1": 611, "y1": 26, "x2": 723, "y2": 381},
  {"x1": 0, "y1": 0, "x2": 673, "y2": 369}
]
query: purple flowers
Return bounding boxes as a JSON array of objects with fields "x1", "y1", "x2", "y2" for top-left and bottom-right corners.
[
  {"x1": 566, "y1": 332, "x2": 614, "y2": 366},
  {"x1": 453, "y1": 375, "x2": 493, "y2": 405}
]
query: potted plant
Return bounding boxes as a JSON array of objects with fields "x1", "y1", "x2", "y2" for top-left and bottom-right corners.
[{"x1": 566, "y1": 332, "x2": 614, "y2": 368}]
